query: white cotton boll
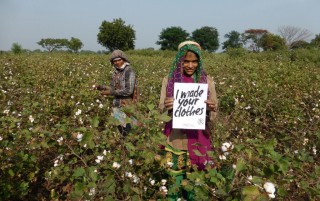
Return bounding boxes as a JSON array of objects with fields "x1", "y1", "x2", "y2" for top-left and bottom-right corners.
[
  {"x1": 57, "y1": 154, "x2": 64, "y2": 161},
  {"x1": 244, "y1": 105, "x2": 251, "y2": 110},
  {"x1": 103, "y1": 149, "x2": 110, "y2": 155},
  {"x1": 128, "y1": 159, "x2": 133, "y2": 165},
  {"x1": 150, "y1": 179, "x2": 155, "y2": 185},
  {"x1": 221, "y1": 142, "x2": 234, "y2": 152},
  {"x1": 57, "y1": 137, "x2": 63, "y2": 145},
  {"x1": 98, "y1": 103, "x2": 103, "y2": 108},
  {"x1": 112, "y1": 162, "x2": 121, "y2": 169},
  {"x1": 313, "y1": 146, "x2": 317, "y2": 155},
  {"x1": 133, "y1": 175, "x2": 139, "y2": 183},
  {"x1": 269, "y1": 193, "x2": 276, "y2": 198},
  {"x1": 89, "y1": 188, "x2": 96, "y2": 196},
  {"x1": 159, "y1": 186, "x2": 167, "y2": 194},
  {"x1": 264, "y1": 182, "x2": 276, "y2": 199},
  {"x1": 125, "y1": 172, "x2": 133, "y2": 178},
  {"x1": 76, "y1": 133, "x2": 83, "y2": 142},
  {"x1": 247, "y1": 175, "x2": 253, "y2": 181},
  {"x1": 219, "y1": 155, "x2": 227, "y2": 160},
  {"x1": 97, "y1": 155, "x2": 104, "y2": 161},
  {"x1": 167, "y1": 162, "x2": 174, "y2": 167},
  {"x1": 54, "y1": 160, "x2": 59, "y2": 167},
  {"x1": 161, "y1": 179, "x2": 167, "y2": 185},
  {"x1": 234, "y1": 97, "x2": 239, "y2": 105},
  {"x1": 75, "y1": 109, "x2": 82, "y2": 116},
  {"x1": 29, "y1": 115, "x2": 34, "y2": 123}
]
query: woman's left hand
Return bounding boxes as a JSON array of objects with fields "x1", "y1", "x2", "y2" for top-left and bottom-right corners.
[
  {"x1": 101, "y1": 89, "x2": 111, "y2": 96},
  {"x1": 205, "y1": 100, "x2": 217, "y2": 112}
]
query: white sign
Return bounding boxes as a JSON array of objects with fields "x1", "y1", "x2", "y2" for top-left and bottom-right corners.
[{"x1": 173, "y1": 83, "x2": 208, "y2": 130}]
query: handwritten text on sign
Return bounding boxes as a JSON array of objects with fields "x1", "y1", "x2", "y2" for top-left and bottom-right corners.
[{"x1": 173, "y1": 83, "x2": 208, "y2": 130}]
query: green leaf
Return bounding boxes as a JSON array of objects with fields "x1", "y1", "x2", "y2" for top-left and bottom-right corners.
[
  {"x1": 158, "y1": 112, "x2": 172, "y2": 122},
  {"x1": 88, "y1": 167, "x2": 98, "y2": 182},
  {"x1": 125, "y1": 142, "x2": 136, "y2": 152},
  {"x1": 278, "y1": 158, "x2": 290, "y2": 174},
  {"x1": 236, "y1": 158, "x2": 246, "y2": 172},
  {"x1": 242, "y1": 186, "x2": 267, "y2": 201},
  {"x1": 251, "y1": 176, "x2": 263, "y2": 185},
  {"x1": 72, "y1": 167, "x2": 85, "y2": 178},
  {"x1": 147, "y1": 103, "x2": 155, "y2": 111},
  {"x1": 8, "y1": 169, "x2": 15, "y2": 177},
  {"x1": 131, "y1": 187, "x2": 140, "y2": 194},
  {"x1": 91, "y1": 116, "x2": 100, "y2": 128}
]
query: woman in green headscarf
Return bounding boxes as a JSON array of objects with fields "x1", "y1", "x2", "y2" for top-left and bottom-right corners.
[{"x1": 159, "y1": 41, "x2": 218, "y2": 200}]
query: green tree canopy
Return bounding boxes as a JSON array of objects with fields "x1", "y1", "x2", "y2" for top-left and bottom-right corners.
[
  {"x1": 68, "y1": 37, "x2": 83, "y2": 53},
  {"x1": 242, "y1": 29, "x2": 268, "y2": 52},
  {"x1": 191, "y1": 26, "x2": 219, "y2": 52},
  {"x1": 260, "y1": 33, "x2": 286, "y2": 51},
  {"x1": 97, "y1": 18, "x2": 135, "y2": 51},
  {"x1": 222, "y1": 30, "x2": 243, "y2": 50},
  {"x1": 310, "y1": 34, "x2": 320, "y2": 48},
  {"x1": 11, "y1": 43, "x2": 23, "y2": 54},
  {"x1": 291, "y1": 40, "x2": 310, "y2": 49},
  {"x1": 156, "y1": 26, "x2": 189, "y2": 50},
  {"x1": 37, "y1": 38, "x2": 69, "y2": 52}
]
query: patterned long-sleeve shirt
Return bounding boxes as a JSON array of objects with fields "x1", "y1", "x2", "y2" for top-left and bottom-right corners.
[{"x1": 110, "y1": 65, "x2": 136, "y2": 107}]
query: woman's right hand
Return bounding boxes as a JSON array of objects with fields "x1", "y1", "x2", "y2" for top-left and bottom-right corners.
[
  {"x1": 92, "y1": 84, "x2": 106, "y2": 91},
  {"x1": 164, "y1": 97, "x2": 174, "y2": 110}
]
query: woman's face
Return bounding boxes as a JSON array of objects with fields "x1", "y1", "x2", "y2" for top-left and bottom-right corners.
[
  {"x1": 112, "y1": 58, "x2": 125, "y2": 68},
  {"x1": 182, "y1": 51, "x2": 199, "y2": 76}
]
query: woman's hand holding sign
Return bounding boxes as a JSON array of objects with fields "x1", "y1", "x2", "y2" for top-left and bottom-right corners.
[
  {"x1": 164, "y1": 97, "x2": 174, "y2": 110},
  {"x1": 205, "y1": 100, "x2": 217, "y2": 112}
]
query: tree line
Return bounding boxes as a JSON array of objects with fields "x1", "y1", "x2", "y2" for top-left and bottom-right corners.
[{"x1": 11, "y1": 18, "x2": 320, "y2": 53}]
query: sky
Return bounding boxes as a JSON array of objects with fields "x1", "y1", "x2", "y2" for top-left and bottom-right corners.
[{"x1": 1, "y1": 0, "x2": 319, "y2": 51}]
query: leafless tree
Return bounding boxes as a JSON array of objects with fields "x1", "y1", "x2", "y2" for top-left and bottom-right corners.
[{"x1": 278, "y1": 26, "x2": 312, "y2": 49}]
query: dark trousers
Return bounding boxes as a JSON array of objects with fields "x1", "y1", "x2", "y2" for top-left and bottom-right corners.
[{"x1": 117, "y1": 123, "x2": 131, "y2": 137}]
